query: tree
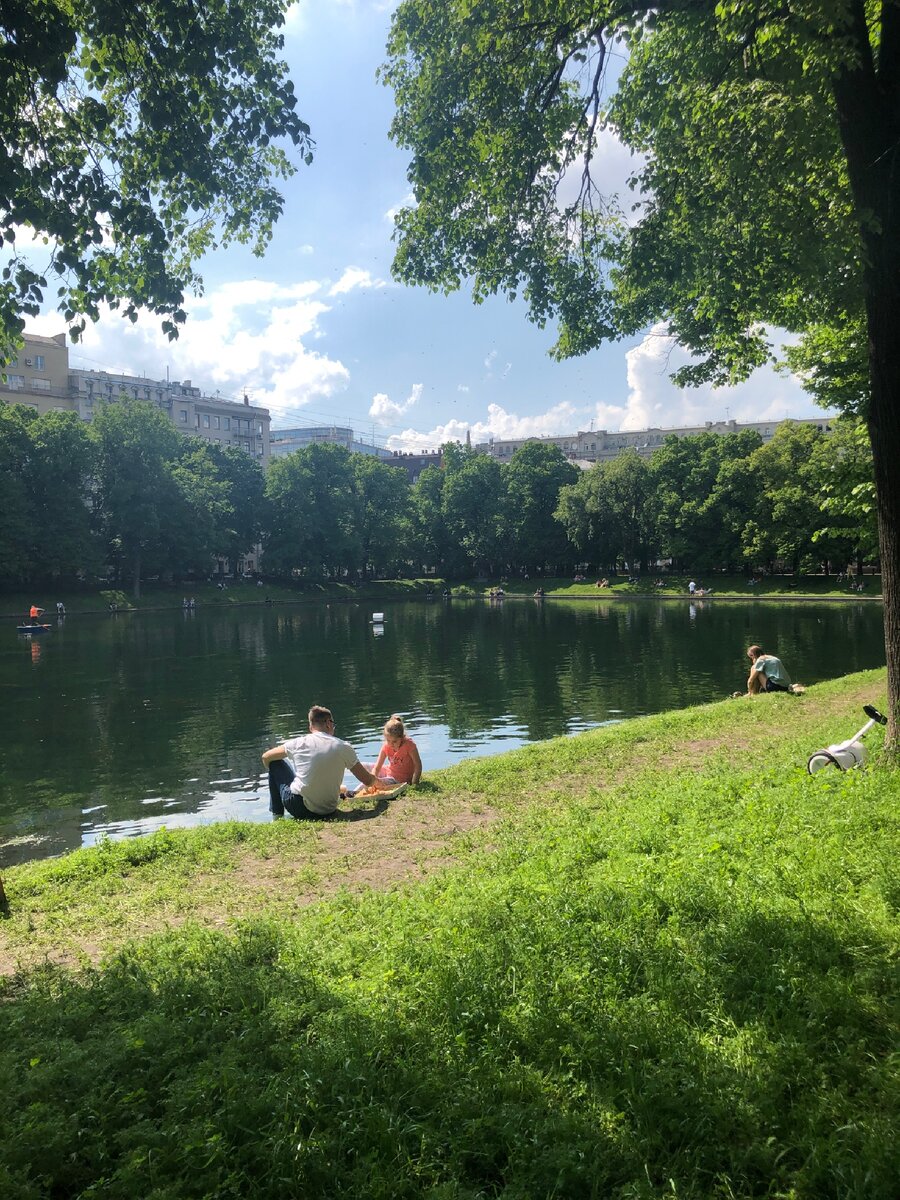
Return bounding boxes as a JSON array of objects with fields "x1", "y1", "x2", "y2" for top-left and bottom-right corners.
[
  {"x1": 89, "y1": 397, "x2": 184, "y2": 596},
  {"x1": 811, "y1": 416, "x2": 879, "y2": 571},
  {"x1": 264, "y1": 443, "x2": 359, "y2": 578},
  {"x1": 350, "y1": 455, "x2": 411, "y2": 579},
  {"x1": 0, "y1": 404, "x2": 35, "y2": 584},
  {"x1": 504, "y1": 442, "x2": 578, "y2": 573},
  {"x1": 555, "y1": 450, "x2": 656, "y2": 572},
  {"x1": 207, "y1": 444, "x2": 268, "y2": 573},
  {"x1": 163, "y1": 441, "x2": 234, "y2": 578},
  {"x1": 384, "y1": 1, "x2": 900, "y2": 744},
  {"x1": 649, "y1": 430, "x2": 762, "y2": 571},
  {"x1": 441, "y1": 448, "x2": 509, "y2": 575},
  {"x1": 409, "y1": 463, "x2": 453, "y2": 575},
  {"x1": 740, "y1": 423, "x2": 829, "y2": 574},
  {"x1": 24, "y1": 410, "x2": 98, "y2": 582},
  {"x1": 1, "y1": 0, "x2": 311, "y2": 356}
]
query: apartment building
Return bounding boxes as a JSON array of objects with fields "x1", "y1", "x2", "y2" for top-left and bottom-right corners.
[
  {"x1": 270, "y1": 425, "x2": 392, "y2": 461},
  {"x1": 2, "y1": 331, "x2": 270, "y2": 462},
  {"x1": 475, "y1": 416, "x2": 835, "y2": 464},
  {"x1": 0, "y1": 332, "x2": 70, "y2": 415},
  {"x1": 69, "y1": 369, "x2": 270, "y2": 463}
]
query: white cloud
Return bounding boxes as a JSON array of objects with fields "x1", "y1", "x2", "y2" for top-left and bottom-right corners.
[
  {"x1": 384, "y1": 192, "x2": 416, "y2": 223},
  {"x1": 59, "y1": 277, "x2": 352, "y2": 424},
  {"x1": 370, "y1": 382, "x2": 422, "y2": 422},
  {"x1": 590, "y1": 323, "x2": 830, "y2": 433},
  {"x1": 384, "y1": 399, "x2": 580, "y2": 452},
  {"x1": 297, "y1": 243, "x2": 315, "y2": 255},
  {"x1": 328, "y1": 266, "x2": 386, "y2": 296},
  {"x1": 557, "y1": 126, "x2": 647, "y2": 226},
  {"x1": 457, "y1": 384, "x2": 470, "y2": 393},
  {"x1": 482, "y1": 348, "x2": 512, "y2": 380}
]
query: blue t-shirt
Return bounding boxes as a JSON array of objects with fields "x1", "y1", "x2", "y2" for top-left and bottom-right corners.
[{"x1": 752, "y1": 654, "x2": 791, "y2": 688}]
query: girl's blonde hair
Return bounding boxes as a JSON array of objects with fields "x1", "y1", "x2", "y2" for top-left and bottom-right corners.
[{"x1": 383, "y1": 714, "x2": 406, "y2": 740}]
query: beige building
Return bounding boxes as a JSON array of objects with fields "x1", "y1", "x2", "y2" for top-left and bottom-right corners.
[
  {"x1": 0, "y1": 332, "x2": 71, "y2": 415},
  {"x1": 2, "y1": 331, "x2": 270, "y2": 463},
  {"x1": 69, "y1": 369, "x2": 270, "y2": 464},
  {"x1": 475, "y1": 417, "x2": 835, "y2": 464}
]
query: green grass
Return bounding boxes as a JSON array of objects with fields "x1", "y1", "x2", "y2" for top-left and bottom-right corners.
[
  {"x1": 1, "y1": 572, "x2": 882, "y2": 618},
  {"x1": 468, "y1": 573, "x2": 882, "y2": 600},
  {"x1": 0, "y1": 577, "x2": 447, "y2": 617},
  {"x1": 1, "y1": 672, "x2": 898, "y2": 1197}
]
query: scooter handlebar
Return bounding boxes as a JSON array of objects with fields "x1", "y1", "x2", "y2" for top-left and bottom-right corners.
[{"x1": 863, "y1": 704, "x2": 888, "y2": 726}]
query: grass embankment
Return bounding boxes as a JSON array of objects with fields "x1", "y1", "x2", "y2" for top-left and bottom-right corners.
[
  {"x1": 1, "y1": 572, "x2": 882, "y2": 618},
  {"x1": 0, "y1": 577, "x2": 440, "y2": 617},
  {"x1": 479, "y1": 573, "x2": 882, "y2": 600},
  {"x1": 1, "y1": 671, "x2": 897, "y2": 1198}
]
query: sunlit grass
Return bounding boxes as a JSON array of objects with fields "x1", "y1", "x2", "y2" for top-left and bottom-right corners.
[{"x1": 0, "y1": 669, "x2": 896, "y2": 1197}]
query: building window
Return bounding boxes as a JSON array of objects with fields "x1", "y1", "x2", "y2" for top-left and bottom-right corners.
[
  {"x1": 180, "y1": 410, "x2": 188, "y2": 422},
  {"x1": 224, "y1": 417, "x2": 230, "y2": 430},
  {"x1": 6, "y1": 373, "x2": 25, "y2": 388},
  {"x1": 202, "y1": 414, "x2": 210, "y2": 428},
  {"x1": 34, "y1": 354, "x2": 45, "y2": 370},
  {"x1": 258, "y1": 422, "x2": 263, "y2": 434},
  {"x1": 213, "y1": 415, "x2": 220, "y2": 429},
  {"x1": 32, "y1": 377, "x2": 51, "y2": 390},
  {"x1": 195, "y1": 415, "x2": 200, "y2": 427}
]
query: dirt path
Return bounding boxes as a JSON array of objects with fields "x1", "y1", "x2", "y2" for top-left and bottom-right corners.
[{"x1": 0, "y1": 677, "x2": 884, "y2": 977}]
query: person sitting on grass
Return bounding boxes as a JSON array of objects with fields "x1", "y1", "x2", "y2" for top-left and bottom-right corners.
[
  {"x1": 261, "y1": 705, "x2": 394, "y2": 820},
  {"x1": 371, "y1": 714, "x2": 422, "y2": 787},
  {"x1": 745, "y1": 645, "x2": 793, "y2": 695}
]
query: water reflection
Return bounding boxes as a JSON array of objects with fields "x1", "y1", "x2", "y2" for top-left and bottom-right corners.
[{"x1": 0, "y1": 598, "x2": 885, "y2": 863}]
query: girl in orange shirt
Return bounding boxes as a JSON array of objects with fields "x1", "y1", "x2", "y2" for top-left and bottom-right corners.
[{"x1": 373, "y1": 714, "x2": 422, "y2": 785}]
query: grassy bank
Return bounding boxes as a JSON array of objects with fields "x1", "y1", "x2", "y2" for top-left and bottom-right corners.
[
  {"x1": 1, "y1": 671, "x2": 897, "y2": 1197},
  {"x1": 0, "y1": 572, "x2": 883, "y2": 619},
  {"x1": 0, "y1": 577, "x2": 441, "y2": 618}
]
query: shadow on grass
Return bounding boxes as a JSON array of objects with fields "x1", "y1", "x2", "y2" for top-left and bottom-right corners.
[{"x1": 0, "y1": 871, "x2": 894, "y2": 1200}]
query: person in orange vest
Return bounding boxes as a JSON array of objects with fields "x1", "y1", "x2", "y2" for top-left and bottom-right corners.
[{"x1": 29, "y1": 604, "x2": 45, "y2": 626}]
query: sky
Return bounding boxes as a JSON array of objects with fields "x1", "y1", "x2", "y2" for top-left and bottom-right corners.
[{"x1": 27, "y1": 0, "x2": 830, "y2": 451}]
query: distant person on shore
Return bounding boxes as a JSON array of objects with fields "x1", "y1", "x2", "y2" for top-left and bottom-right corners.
[
  {"x1": 369, "y1": 714, "x2": 422, "y2": 787},
  {"x1": 56, "y1": 601, "x2": 65, "y2": 617},
  {"x1": 745, "y1": 645, "x2": 793, "y2": 695},
  {"x1": 261, "y1": 705, "x2": 394, "y2": 819}
]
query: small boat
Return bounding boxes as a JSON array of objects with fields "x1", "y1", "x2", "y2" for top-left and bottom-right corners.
[{"x1": 17, "y1": 624, "x2": 52, "y2": 634}]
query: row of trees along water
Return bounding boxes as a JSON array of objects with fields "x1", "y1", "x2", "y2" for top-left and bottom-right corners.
[{"x1": 0, "y1": 398, "x2": 877, "y2": 593}]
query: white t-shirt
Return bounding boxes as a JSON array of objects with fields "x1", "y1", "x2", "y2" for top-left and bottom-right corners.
[{"x1": 281, "y1": 731, "x2": 359, "y2": 815}]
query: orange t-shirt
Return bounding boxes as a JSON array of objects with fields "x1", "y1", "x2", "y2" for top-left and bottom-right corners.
[
  {"x1": 381, "y1": 737, "x2": 419, "y2": 783},
  {"x1": 30, "y1": 605, "x2": 40, "y2": 619}
]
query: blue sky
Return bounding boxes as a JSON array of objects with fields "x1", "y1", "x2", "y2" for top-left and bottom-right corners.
[{"x1": 29, "y1": 0, "x2": 828, "y2": 449}]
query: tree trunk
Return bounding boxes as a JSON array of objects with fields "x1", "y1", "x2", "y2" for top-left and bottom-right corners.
[
  {"x1": 866, "y1": 321, "x2": 900, "y2": 746},
  {"x1": 831, "y1": 2, "x2": 900, "y2": 747}
]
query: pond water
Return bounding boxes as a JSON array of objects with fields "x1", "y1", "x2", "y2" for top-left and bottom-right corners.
[{"x1": 0, "y1": 597, "x2": 885, "y2": 865}]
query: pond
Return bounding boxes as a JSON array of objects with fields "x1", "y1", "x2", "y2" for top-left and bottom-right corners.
[{"x1": 0, "y1": 597, "x2": 885, "y2": 865}]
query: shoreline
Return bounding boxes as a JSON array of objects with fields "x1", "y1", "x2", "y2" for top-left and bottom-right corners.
[
  {"x1": 0, "y1": 669, "x2": 893, "y2": 1198},
  {"x1": 1, "y1": 589, "x2": 884, "y2": 621}
]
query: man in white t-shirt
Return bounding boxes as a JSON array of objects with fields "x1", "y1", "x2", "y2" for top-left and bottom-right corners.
[{"x1": 261, "y1": 705, "x2": 388, "y2": 819}]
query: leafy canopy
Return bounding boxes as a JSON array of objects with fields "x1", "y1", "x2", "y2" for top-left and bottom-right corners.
[
  {"x1": 1, "y1": 0, "x2": 311, "y2": 356},
  {"x1": 384, "y1": 0, "x2": 871, "y2": 397}
]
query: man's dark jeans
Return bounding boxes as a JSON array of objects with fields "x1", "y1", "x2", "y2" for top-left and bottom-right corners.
[{"x1": 267, "y1": 759, "x2": 330, "y2": 820}]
